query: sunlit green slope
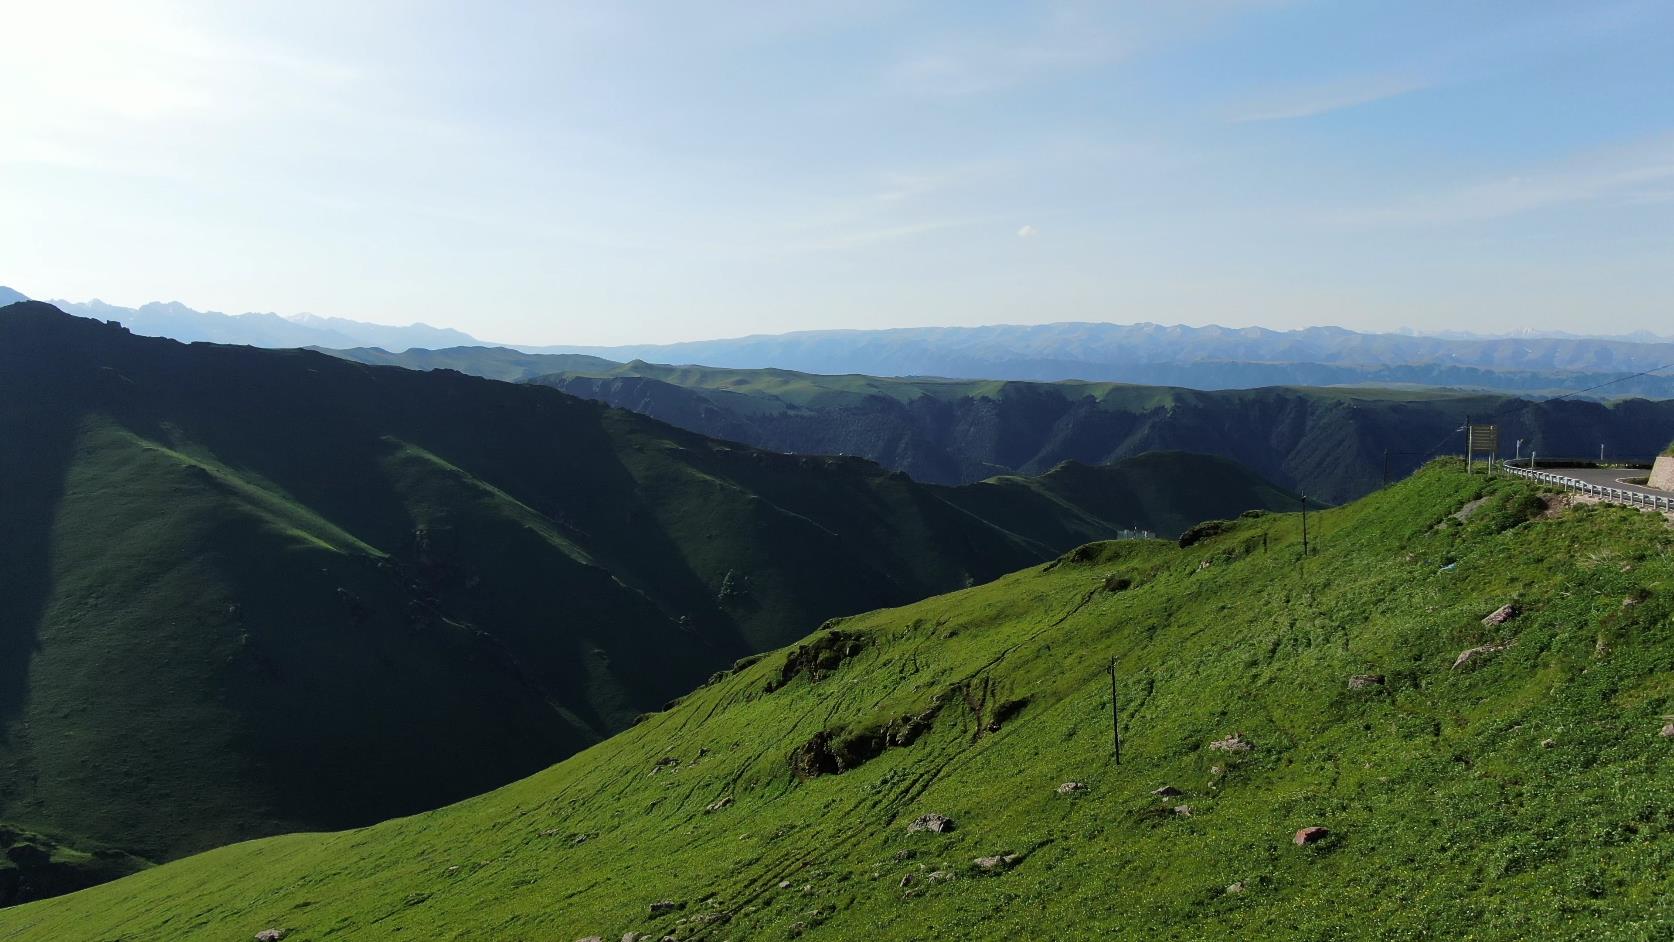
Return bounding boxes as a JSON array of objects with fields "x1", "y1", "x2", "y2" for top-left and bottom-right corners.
[
  {"x1": 0, "y1": 301, "x2": 1292, "y2": 903},
  {"x1": 6, "y1": 462, "x2": 1669, "y2": 940}
]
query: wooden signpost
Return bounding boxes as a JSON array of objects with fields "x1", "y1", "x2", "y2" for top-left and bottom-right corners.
[{"x1": 1466, "y1": 424, "x2": 1498, "y2": 474}]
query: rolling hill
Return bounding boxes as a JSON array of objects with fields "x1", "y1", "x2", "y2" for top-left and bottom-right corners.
[
  {"x1": 0, "y1": 301, "x2": 1293, "y2": 904},
  {"x1": 323, "y1": 349, "x2": 1674, "y2": 503},
  {"x1": 5, "y1": 462, "x2": 1669, "y2": 940}
]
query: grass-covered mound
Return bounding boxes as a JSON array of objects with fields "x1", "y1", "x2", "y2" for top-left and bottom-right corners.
[
  {"x1": 0, "y1": 301, "x2": 1293, "y2": 901},
  {"x1": 5, "y1": 462, "x2": 1669, "y2": 940}
]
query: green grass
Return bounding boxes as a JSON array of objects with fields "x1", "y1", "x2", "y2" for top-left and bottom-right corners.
[
  {"x1": 0, "y1": 302, "x2": 1295, "y2": 902},
  {"x1": 0, "y1": 823, "x2": 148, "y2": 907},
  {"x1": 6, "y1": 461, "x2": 1670, "y2": 940},
  {"x1": 523, "y1": 364, "x2": 1674, "y2": 503}
]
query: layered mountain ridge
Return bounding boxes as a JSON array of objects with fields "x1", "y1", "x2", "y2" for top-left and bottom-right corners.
[{"x1": 0, "y1": 301, "x2": 1291, "y2": 904}]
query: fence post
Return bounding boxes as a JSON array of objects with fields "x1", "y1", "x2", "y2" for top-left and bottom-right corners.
[{"x1": 1109, "y1": 659, "x2": 1121, "y2": 766}]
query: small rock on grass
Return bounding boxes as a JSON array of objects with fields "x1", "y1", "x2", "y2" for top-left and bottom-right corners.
[
  {"x1": 907, "y1": 813, "x2": 954, "y2": 833},
  {"x1": 1347, "y1": 674, "x2": 1385, "y2": 690},
  {"x1": 1208, "y1": 733, "x2": 1253, "y2": 752},
  {"x1": 1660, "y1": 722, "x2": 1674, "y2": 738},
  {"x1": 255, "y1": 932, "x2": 286, "y2": 942},
  {"x1": 1056, "y1": 781, "x2": 1087, "y2": 794},
  {"x1": 1152, "y1": 785, "x2": 1183, "y2": 797},
  {"x1": 1293, "y1": 826, "x2": 1330, "y2": 846},
  {"x1": 972, "y1": 853, "x2": 1020, "y2": 871},
  {"x1": 1452, "y1": 640, "x2": 1513, "y2": 670},
  {"x1": 1481, "y1": 604, "x2": 1519, "y2": 626}
]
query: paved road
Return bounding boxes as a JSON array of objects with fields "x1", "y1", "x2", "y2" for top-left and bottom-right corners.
[{"x1": 1540, "y1": 466, "x2": 1668, "y2": 499}]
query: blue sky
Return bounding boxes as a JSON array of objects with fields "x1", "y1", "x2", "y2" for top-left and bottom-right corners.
[{"x1": 4, "y1": 1, "x2": 1672, "y2": 344}]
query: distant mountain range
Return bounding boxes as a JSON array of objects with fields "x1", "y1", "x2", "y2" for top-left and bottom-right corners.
[
  {"x1": 0, "y1": 300, "x2": 1295, "y2": 904},
  {"x1": 9, "y1": 285, "x2": 1674, "y2": 396},
  {"x1": 0, "y1": 287, "x2": 484, "y2": 351},
  {"x1": 526, "y1": 322, "x2": 1674, "y2": 397},
  {"x1": 328, "y1": 347, "x2": 1674, "y2": 503}
]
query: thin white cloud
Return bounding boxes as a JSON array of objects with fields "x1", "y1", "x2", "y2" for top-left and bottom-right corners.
[
  {"x1": 881, "y1": 3, "x2": 1137, "y2": 98},
  {"x1": 1232, "y1": 74, "x2": 1432, "y2": 122},
  {"x1": 1017, "y1": 224, "x2": 1039, "y2": 238},
  {"x1": 1330, "y1": 135, "x2": 1674, "y2": 226}
]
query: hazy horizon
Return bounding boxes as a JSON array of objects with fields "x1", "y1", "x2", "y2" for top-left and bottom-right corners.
[
  {"x1": 6, "y1": 1, "x2": 1674, "y2": 345},
  {"x1": 15, "y1": 285, "x2": 1674, "y2": 349}
]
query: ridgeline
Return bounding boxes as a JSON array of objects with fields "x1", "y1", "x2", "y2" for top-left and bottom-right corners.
[{"x1": 0, "y1": 301, "x2": 1291, "y2": 903}]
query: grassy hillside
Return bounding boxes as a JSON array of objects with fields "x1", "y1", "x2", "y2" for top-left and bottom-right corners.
[
  {"x1": 7, "y1": 462, "x2": 1669, "y2": 940},
  {"x1": 940, "y1": 452, "x2": 1297, "y2": 543},
  {"x1": 0, "y1": 302, "x2": 1292, "y2": 902},
  {"x1": 531, "y1": 364, "x2": 1674, "y2": 503},
  {"x1": 321, "y1": 345, "x2": 616, "y2": 382},
  {"x1": 325, "y1": 349, "x2": 1674, "y2": 502}
]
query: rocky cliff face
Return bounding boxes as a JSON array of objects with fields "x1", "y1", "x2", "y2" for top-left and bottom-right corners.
[{"x1": 1649, "y1": 455, "x2": 1674, "y2": 491}]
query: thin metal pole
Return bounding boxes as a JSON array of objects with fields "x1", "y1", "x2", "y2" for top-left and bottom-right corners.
[
  {"x1": 1465, "y1": 414, "x2": 1472, "y2": 472},
  {"x1": 1109, "y1": 659, "x2": 1121, "y2": 766}
]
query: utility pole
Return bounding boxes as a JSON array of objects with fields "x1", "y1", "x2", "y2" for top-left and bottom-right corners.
[
  {"x1": 1600, "y1": 443, "x2": 1606, "y2": 463},
  {"x1": 1464, "y1": 414, "x2": 1472, "y2": 473},
  {"x1": 1109, "y1": 659, "x2": 1121, "y2": 766}
]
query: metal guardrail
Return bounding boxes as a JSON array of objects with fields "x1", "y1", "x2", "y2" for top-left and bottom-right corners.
[{"x1": 1502, "y1": 463, "x2": 1674, "y2": 512}]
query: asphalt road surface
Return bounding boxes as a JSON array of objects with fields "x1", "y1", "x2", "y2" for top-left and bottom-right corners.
[{"x1": 1540, "y1": 466, "x2": 1668, "y2": 499}]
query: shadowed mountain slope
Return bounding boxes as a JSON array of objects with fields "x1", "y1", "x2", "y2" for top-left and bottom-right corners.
[
  {"x1": 5, "y1": 463, "x2": 1669, "y2": 940},
  {"x1": 523, "y1": 362, "x2": 1674, "y2": 503},
  {"x1": 323, "y1": 348, "x2": 1674, "y2": 503},
  {"x1": 0, "y1": 302, "x2": 1291, "y2": 903}
]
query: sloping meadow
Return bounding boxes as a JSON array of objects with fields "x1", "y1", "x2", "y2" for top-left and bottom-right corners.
[{"x1": 4, "y1": 462, "x2": 1671, "y2": 940}]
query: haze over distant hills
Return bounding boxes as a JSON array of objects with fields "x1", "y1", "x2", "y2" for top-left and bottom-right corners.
[
  {"x1": 0, "y1": 287, "x2": 484, "y2": 351},
  {"x1": 528, "y1": 322, "x2": 1674, "y2": 394},
  {"x1": 11, "y1": 285, "x2": 1674, "y2": 397}
]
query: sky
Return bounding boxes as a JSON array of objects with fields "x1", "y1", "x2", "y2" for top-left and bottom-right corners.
[{"x1": 3, "y1": 1, "x2": 1673, "y2": 346}]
